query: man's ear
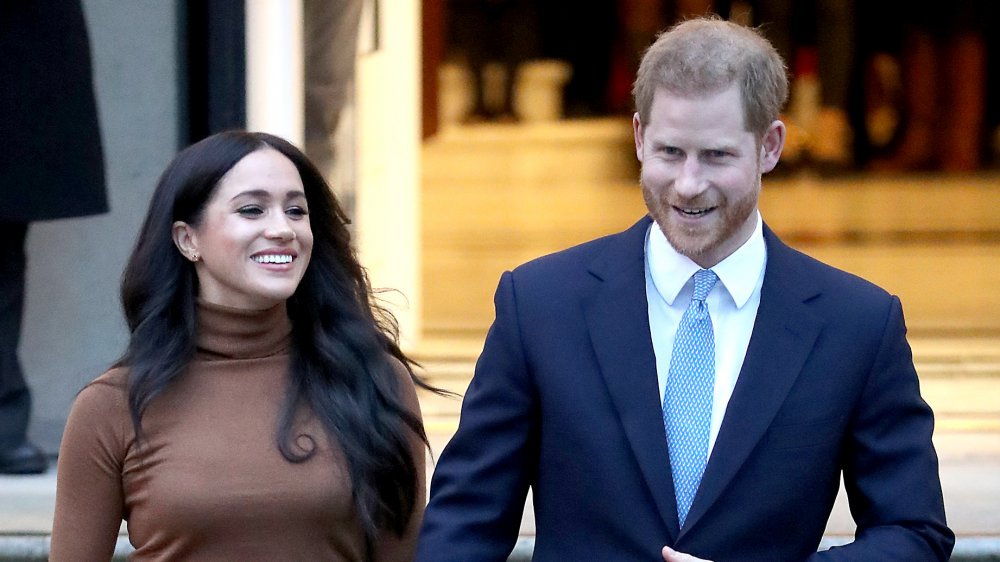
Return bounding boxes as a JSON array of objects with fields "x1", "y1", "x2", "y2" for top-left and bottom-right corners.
[
  {"x1": 172, "y1": 221, "x2": 200, "y2": 262},
  {"x1": 632, "y1": 112, "x2": 645, "y2": 163},
  {"x1": 759, "y1": 119, "x2": 786, "y2": 173}
]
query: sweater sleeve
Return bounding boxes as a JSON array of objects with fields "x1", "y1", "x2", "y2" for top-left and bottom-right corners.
[
  {"x1": 373, "y1": 359, "x2": 427, "y2": 562},
  {"x1": 50, "y1": 373, "x2": 130, "y2": 561}
]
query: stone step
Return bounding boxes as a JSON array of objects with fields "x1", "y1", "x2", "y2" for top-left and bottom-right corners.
[{"x1": 0, "y1": 536, "x2": 995, "y2": 561}]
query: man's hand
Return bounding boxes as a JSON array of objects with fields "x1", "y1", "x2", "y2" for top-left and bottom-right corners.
[{"x1": 662, "y1": 546, "x2": 713, "y2": 562}]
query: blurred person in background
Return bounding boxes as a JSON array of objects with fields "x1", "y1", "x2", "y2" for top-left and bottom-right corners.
[
  {"x1": 303, "y1": 0, "x2": 362, "y2": 215},
  {"x1": 752, "y1": 0, "x2": 858, "y2": 173},
  {"x1": 0, "y1": 0, "x2": 107, "y2": 475},
  {"x1": 870, "y1": 0, "x2": 987, "y2": 172},
  {"x1": 448, "y1": 0, "x2": 541, "y2": 122}
]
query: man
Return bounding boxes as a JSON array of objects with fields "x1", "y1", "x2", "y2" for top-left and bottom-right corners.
[
  {"x1": 0, "y1": 0, "x2": 108, "y2": 474},
  {"x1": 303, "y1": 0, "x2": 362, "y2": 215},
  {"x1": 415, "y1": 18, "x2": 953, "y2": 561}
]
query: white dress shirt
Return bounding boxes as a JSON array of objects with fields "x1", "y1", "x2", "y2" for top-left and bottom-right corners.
[{"x1": 644, "y1": 212, "x2": 767, "y2": 455}]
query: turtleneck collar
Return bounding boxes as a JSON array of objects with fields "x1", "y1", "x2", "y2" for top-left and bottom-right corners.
[{"x1": 195, "y1": 299, "x2": 293, "y2": 360}]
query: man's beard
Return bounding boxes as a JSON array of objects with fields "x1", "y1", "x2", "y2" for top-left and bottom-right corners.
[{"x1": 639, "y1": 171, "x2": 760, "y2": 264}]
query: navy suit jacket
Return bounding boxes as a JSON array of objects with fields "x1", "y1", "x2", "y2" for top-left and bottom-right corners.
[{"x1": 416, "y1": 217, "x2": 953, "y2": 561}]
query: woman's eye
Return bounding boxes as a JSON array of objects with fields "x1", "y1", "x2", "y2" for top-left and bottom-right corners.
[
  {"x1": 237, "y1": 205, "x2": 264, "y2": 217},
  {"x1": 286, "y1": 206, "x2": 308, "y2": 218}
]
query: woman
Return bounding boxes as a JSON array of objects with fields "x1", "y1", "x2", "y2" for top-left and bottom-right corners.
[{"x1": 51, "y1": 131, "x2": 428, "y2": 561}]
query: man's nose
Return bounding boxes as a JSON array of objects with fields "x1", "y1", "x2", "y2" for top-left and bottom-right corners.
[{"x1": 674, "y1": 157, "x2": 707, "y2": 198}]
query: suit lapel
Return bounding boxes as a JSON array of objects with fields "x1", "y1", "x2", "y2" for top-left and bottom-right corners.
[
  {"x1": 583, "y1": 217, "x2": 682, "y2": 539},
  {"x1": 680, "y1": 226, "x2": 825, "y2": 535}
]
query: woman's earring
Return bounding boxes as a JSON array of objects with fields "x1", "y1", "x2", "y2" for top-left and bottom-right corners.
[{"x1": 191, "y1": 252, "x2": 200, "y2": 262}]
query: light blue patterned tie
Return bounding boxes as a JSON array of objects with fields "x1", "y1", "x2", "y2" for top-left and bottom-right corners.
[{"x1": 664, "y1": 268, "x2": 718, "y2": 527}]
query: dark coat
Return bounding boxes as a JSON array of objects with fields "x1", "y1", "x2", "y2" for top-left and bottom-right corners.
[
  {"x1": 417, "y1": 216, "x2": 954, "y2": 561},
  {"x1": 0, "y1": 0, "x2": 107, "y2": 222}
]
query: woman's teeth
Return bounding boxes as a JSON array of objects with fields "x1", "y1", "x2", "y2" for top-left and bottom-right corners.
[{"x1": 253, "y1": 254, "x2": 292, "y2": 264}]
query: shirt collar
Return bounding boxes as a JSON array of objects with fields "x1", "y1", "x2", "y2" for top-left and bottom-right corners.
[{"x1": 645, "y1": 211, "x2": 766, "y2": 308}]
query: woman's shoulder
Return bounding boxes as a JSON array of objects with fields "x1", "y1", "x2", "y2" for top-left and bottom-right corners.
[
  {"x1": 91, "y1": 365, "x2": 129, "y2": 385},
  {"x1": 84, "y1": 366, "x2": 129, "y2": 392},
  {"x1": 386, "y1": 355, "x2": 422, "y2": 412},
  {"x1": 63, "y1": 367, "x2": 133, "y2": 458},
  {"x1": 388, "y1": 355, "x2": 421, "y2": 390},
  {"x1": 73, "y1": 367, "x2": 130, "y2": 413},
  {"x1": 387, "y1": 355, "x2": 412, "y2": 379}
]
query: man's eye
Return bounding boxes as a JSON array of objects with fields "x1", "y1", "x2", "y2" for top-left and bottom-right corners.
[
  {"x1": 662, "y1": 147, "x2": 681, "y2": 156},
  {"x1": 707, "y1": 150, "x2": 728, "y2": 158},
  {"x1": 237, "y1": 206, "x2": 264, "y2": 217}
]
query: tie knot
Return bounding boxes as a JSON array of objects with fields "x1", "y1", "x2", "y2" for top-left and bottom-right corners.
[{"x1": 691, "y1": 269, "x2": 718, "y2": 302}]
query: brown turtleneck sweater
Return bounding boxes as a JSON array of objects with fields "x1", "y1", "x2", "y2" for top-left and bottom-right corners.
[{"x1": 51, "y1": 301, "x2": 424, "y2": 561}]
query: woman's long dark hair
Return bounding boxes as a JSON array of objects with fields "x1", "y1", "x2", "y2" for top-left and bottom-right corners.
[{"x1": 118, "y1": 131, "x2": 428, "y2": 556}]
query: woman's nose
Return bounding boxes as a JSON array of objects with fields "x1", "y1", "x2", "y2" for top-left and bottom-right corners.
[{"x1": 264, "y1": 214, "x2": 295, "y2": 240}]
